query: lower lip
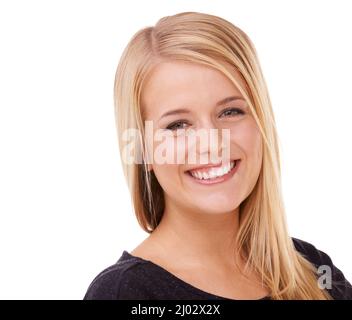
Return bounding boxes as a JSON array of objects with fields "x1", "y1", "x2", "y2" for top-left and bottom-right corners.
[{"x1": 186, "y1": 160, "x2": 241, "y2": 185}]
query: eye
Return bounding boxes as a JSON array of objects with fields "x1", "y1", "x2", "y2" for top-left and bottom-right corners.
[
  {"x1": 166, "y1": 120, "x2": 190, "y2": 131},
  {"x1": 219, "y1": 107, "x2": 245, "y2": 118}
]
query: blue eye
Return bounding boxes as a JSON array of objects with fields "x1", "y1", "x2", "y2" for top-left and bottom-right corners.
[
  {"x1": 166, "y1": 120, "x2": 189, "y2": 131},
  {"x1": 220, "y1": 107, "x2": 245, "y2": 118}
]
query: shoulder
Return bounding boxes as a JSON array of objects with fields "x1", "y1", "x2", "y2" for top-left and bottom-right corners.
[
  {"x1": 83, "y1": 253, "x2": 157, "y2": 300},
  {"x1": 292, "y1": 237, "x2": 329, "y2": 266},
  {"x1": 292, "y1": 237, "x2": 352, "y2": 300}
]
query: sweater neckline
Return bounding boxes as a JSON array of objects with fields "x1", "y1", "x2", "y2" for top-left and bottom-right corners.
[{"x1": 121, "y1": 250, "x2": 270, "y2": 300}]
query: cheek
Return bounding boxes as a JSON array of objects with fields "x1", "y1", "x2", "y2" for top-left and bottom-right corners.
[
  {"x1": 147, "y1": 129, "x2": 185, "y2": 194},
  {"x1": 146, "y1": 127, "x2": 180, "y2": 165},
  {"x1": 152, "y1": 164, "x2": 183, "y2": 197},
  {"x1": 230, "y1": 118, "x2": 263, "y2": 171}
]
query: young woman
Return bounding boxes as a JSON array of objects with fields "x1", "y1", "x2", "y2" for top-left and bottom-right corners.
[{"x1": 84, "y1": 11, "x2": 352, "y2": 300}]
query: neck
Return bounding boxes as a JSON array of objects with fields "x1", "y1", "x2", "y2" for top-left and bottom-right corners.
[{"x1": 149, "y1": 198, "x2": 241, "y2": 268}]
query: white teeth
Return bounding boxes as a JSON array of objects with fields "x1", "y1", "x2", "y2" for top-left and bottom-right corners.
[
  {"x1": 216, "y1": 167, "x2": 224, "y2": 177},
  {"x1": 189, "y1": 160, "x2": 237, "y2": 180},
  {"x1": 208, "y1": 170, "x2": 217, "y2": 179}
]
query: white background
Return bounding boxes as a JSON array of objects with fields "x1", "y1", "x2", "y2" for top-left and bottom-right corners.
[{"x1": 0, "y1": 0, "x2": 351, "y2": 299}]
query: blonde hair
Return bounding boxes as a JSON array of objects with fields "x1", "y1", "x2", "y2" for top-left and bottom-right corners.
[{"x1": 113, "y1": 11, "x2": 331, "y2": 300}]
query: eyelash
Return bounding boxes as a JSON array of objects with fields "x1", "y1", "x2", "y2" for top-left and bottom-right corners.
[
  {"x1": 165, "y1": 107, "x2": 245, "y2": 131},
  {"x1": 220, "y1": 107, "x2": 245, "y2": 118},
  {"x1": 166, "y1": 120, "x2": 190, "y2": 131}
]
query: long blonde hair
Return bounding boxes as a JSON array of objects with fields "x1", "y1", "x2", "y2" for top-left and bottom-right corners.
[{"x1": 113, "y1": 11, "x2": 331, "y2": 300}]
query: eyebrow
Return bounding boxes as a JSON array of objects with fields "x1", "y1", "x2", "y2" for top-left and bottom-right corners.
[{"x1": 158, "y1": 95, "x2": 244, "y2": 120}]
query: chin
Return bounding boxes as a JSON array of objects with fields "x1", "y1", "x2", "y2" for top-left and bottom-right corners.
[{"x1": 193, "y1": 199, "x2": 240, "y2": 216}]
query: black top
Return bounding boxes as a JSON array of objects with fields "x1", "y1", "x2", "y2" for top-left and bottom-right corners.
[{"x1": 83, "y1": 238, "x2": 352, "y2": 300}]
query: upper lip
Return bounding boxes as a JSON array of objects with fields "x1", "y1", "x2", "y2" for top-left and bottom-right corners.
[{"x1": 185, "y1": 159, "x2": 240, "y2": 172}]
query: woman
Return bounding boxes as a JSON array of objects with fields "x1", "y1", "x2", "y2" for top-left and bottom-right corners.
[{"x1": 84, "y1": 11, "x2": 352, "y2": 300}]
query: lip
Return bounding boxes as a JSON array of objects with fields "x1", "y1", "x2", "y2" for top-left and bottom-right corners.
[
  {"x1": 185, "y1": 159, "x2": 240, "y2": 172},
  {"x1": 185, "y1": 159, "x2": 241, "y2": 185}
]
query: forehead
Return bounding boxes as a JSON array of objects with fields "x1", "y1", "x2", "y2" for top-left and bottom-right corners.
[{"x1": 141, "y1": 60, "x2": 245, "y2": 117}]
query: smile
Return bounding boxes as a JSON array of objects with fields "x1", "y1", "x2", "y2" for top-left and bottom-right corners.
[{"x1": 186, "y1": 160, "x2": 240, "y2": 185}]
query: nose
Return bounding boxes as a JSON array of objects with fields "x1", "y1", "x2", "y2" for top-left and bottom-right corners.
[{"x1": 187, "y1": 117, "x2": 230, "y2": 164}]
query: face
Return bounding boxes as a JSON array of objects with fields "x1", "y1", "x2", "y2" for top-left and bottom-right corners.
[{"x1": 141, "y1": 60, "x2": 263, "y2": 216}]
